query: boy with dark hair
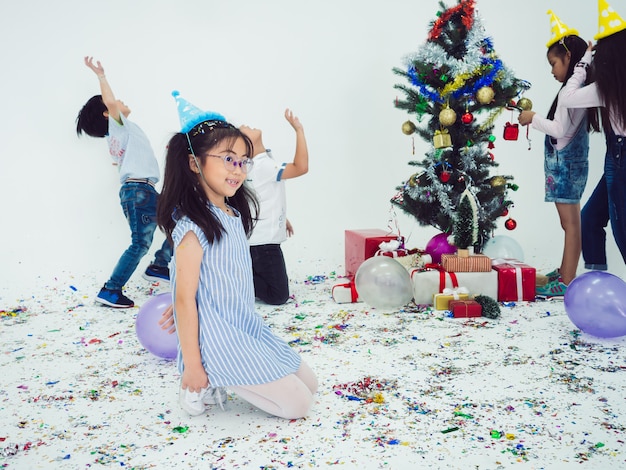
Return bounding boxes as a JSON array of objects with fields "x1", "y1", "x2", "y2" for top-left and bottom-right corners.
[
  {"x1": 240, "y1": 109, "x2": 309, "y2": 305},
  {"x1": 76, "y1": 56, "x2": 171, "y2": 308}
]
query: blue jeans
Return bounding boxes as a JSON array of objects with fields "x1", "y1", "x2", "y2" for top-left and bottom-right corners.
[
  {"x1": 105, "y1": 182, "x2": 172, "y2": 290},
  {"x1": 581, "y1": 131, "x2": 626, "y2": 270},
  {"x1": 250, "y1": 244, "x2": 289, "y2": 305}
]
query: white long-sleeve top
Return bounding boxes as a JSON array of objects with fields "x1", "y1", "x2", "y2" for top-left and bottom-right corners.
[
  {"x1": 559, "y1": 50, "x2": 626, "y2": 136},
  {"x1": 530, "y1": 90, "x2": 587, "y2": 151}
]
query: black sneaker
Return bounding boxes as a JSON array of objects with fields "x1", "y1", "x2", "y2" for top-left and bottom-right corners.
[
  {"x1": 95, "y1": 286, "x2": 134, "y2": 308},
  {"x1": 142, "y1": 264, "x2": 170, "y2": 283}
]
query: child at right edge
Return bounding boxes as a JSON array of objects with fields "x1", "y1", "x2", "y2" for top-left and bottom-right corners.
[{"x1": 559, "y1": 0, "x2": 626, "y2": 274}]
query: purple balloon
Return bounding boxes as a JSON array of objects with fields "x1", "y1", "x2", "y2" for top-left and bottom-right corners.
[
  {"x1": 564, "y1": 271, "x2": 626, "y2": 338},
  {"x1": 135, "y1": 292, "x2": 178, "y2": 359},
  {"x1": 425, "y1": 232, "x2": 456, "y2": 264}
]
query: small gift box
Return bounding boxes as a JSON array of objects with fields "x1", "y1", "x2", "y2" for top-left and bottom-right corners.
[
  {"x1": 503, "y1": 122, "x2": 519, "y2": 140},
  {"x1": 448, "y1": 300, "x2": 482, "y2": 318},
  {"x1": 441, "y1": 253, "x2": 491, "y2": 272},
  {"x1": 433, "y1": 129, "x2": 452, "y2": 148},
  {"x1": 433, "y1": 287, "x2": 470, "y2": 310},
  {"x1": 376, "y1": 240, "x2": 432, "y2": 270},
  {"x1": 345, "y1": 229, "x2": 403, "y2": 277},
  {"x1": 332, "y1": 279, "x2": 360, "y2": 304},
  {"x1": 492, "y1": 258, "x2": 536, "y2": 302}
]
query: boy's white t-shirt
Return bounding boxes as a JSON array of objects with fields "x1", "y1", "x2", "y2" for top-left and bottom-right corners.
[
  {"x1": 107, "y1": 114, "x2": 160, "y2": 184},
  {"x1": 246, "y1": 150, "x2": 288, "y2": 246}
]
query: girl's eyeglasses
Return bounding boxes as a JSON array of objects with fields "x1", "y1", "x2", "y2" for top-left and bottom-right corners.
[{"x1": 206, "y1": 154, "x2": 254, "y2": 173}]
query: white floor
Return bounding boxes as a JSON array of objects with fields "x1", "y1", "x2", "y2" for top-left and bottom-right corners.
[{"x1": 1, "y1": 269, "x2": 625, "y2": 469}]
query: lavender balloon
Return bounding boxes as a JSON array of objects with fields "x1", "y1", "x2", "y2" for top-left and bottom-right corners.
[
  {"x1": 564, "y1": 271, "x2": 626, "y2": 338},
  {"x1": 135, "y1": 293, "x2": 178, "y2": 359},
  {"x1": 425, "y1": 232, "x2": 456, "y2": 264}
]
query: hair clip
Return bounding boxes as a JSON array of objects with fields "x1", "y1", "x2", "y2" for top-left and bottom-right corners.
[{"x1": 188, "y1": 120, "x2": 236, "y2": 138}]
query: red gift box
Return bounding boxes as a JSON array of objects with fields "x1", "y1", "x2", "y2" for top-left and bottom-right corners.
[
  {"x1": 492, "y1": 259, "x2": 536, "y2": 302},
  {"x1": 503, "y1": 122, "x2": 519, "y2": 140},
  {"x1": 345, "y1": 229, "x2": 403, "y2": 277},
  {"x1": 449, "y1": 300, "x2": 482, "y2": 318}
]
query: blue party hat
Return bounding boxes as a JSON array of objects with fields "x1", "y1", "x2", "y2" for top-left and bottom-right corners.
[{"x1": 172, "y1": 90, "x2": 226, "y2": 134}]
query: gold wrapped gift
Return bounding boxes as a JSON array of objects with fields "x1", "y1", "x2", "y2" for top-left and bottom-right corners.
[
  {"x1": 433, "y1": 287, "x2": 470, "y2": 310},
  {"x1": 433, "y1": 129, "x2": 452, "y2": 148}
]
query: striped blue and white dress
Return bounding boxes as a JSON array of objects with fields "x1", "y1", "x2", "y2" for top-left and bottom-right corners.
[{"x1": 170, "y1": 205, "x2": 301, "y2": 387}]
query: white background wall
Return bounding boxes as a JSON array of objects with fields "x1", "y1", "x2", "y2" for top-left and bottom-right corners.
[{"x1": 1, "y1": 0, "x2": 623, "y2": 297}]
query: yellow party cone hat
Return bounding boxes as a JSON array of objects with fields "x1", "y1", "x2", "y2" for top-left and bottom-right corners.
[
  {"x1": 546, "y1": 10, "x2": 579, "y2": 47},
  {"x1": 595, "y1": 0, "x2": 626, "y2": 40}
]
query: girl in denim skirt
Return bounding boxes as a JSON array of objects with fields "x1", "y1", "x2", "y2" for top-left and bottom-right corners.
[{"x1": 518, "y1": 12, "x2": 598, "y2": 296}]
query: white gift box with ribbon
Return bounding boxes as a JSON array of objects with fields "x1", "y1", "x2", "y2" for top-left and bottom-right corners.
[
  {"x1": 332, "y1": 279, "x2": 360, "y2": 304},
  {"x1": 410, "y1": 265, "x2": 498, "y2": 305}
]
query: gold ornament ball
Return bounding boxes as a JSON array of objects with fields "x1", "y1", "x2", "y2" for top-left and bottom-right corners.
[
  {"x1": 518, "y1": 97, "x2": 533, "y2": 111},
  {"x1": 476, "y1": 86, "x2": 495, "y2": 105},
  {"x1": 490, "y1": 175, "x2": 506, "y2": 188},
  {"x1": 402, "y1": 120, "x2": 416, "y2": 135},
  {"x1": 439, "y1": 108, "x2": 457, "y2": 127}
]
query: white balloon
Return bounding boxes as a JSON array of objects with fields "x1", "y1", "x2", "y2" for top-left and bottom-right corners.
[
  {"x1": 355, "y1": 256, "x2": 413, "y2": 310},
  {"x1": 482, "y1": 235, "x2": 524, "y2": 261}
]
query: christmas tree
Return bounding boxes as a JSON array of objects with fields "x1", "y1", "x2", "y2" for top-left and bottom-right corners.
[
  {"x1": 392, "y1": 0, "x2": 530, "y2": 251},
  {"x1": 453, "y1": 188, "x2": 478, "y2": 251}
]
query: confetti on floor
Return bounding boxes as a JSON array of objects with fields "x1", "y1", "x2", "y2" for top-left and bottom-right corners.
[{"x1": 1, "y1": 269, "x2": 625, "y2": 469}]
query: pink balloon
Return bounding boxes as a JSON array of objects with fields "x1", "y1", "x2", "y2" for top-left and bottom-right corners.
[
  {"x1": 425, "y1": 232, "x2": 456, "y2": 264},
  {"x1": 564, "y1": 271, "x2": 626, "y2": 338},
  {"x1": 135, "y1": 293, "x2": 178, "y2": 359}
]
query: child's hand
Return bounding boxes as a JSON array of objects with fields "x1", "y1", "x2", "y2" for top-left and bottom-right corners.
[
  {"x1": 284, "y1": 108, "x2": 303, "y2": 132},
  {"x1": 84, "y1": 56, "x2": 105, "y2": 77},
  {"x1": 518, "y1": 110, "x2": 535, "y2": 126},
  {"x1": 181, "y1": 366, "x2": 209, "y2": 393},
  {"x1": 158, "y1": 304, "x2": 176, "y2": 334},
  {"x1": 586, "y1": 40, "x2": 594, "y2": 52},
  {"x1": 286, "y1": 218, "x2": 294, "y2": 237}
]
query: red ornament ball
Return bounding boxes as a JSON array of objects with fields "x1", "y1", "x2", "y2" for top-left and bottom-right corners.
[
  {"x1": 501, "y1": 208, "x2": 509, "y2": 217},
  {"x1": 440, "y1": 170, "x2": 451, "y2": 183},
  {"x1": 461, "y1": 112, "x2": 474, "y2": 124},
  {"x1": 505, "y1": 218, "x2": 517, "y2": 230}
]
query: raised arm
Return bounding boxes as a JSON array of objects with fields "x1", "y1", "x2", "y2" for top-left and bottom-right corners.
[
  {"x1": 559, "y1": 45, "x2": 603, "y2": 109},
  {"x1": 280, "y1": 108, "x2": 309, "y2": 180},
  {"x1": 84, "y1": 56, "x2": 122, "y2": 123}
]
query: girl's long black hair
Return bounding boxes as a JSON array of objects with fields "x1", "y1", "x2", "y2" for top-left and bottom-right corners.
[
  {"x1": 547, "y1": 35, "x2": 600, "y2": 132},
  {"x1": 157, "y1": 125, "x2": 259, "y2": 245},
  {"x1": 593, "y1": 29, "x2": 626, "y2": 134}
]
